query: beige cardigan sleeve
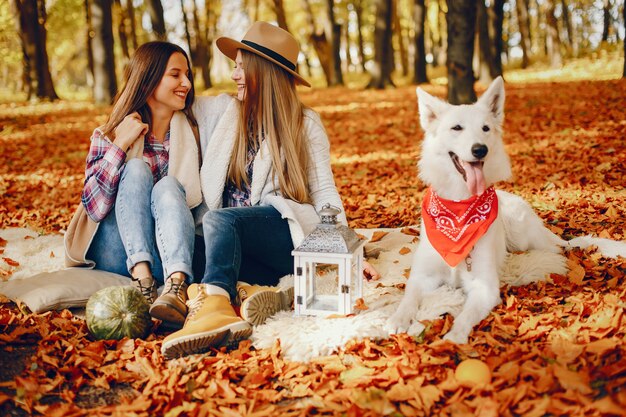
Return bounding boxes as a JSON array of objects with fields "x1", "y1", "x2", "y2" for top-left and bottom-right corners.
[{"x1": 302, "y1": 109, "x2": 348, "y2": 225}]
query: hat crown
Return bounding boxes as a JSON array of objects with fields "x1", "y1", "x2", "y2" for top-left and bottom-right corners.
[
  {"x1": 215, "y1": 21, "x2": 311, "y2": 87},
  {"x1": 242, "y1": 22, "x2": 299, "y2": 66}
]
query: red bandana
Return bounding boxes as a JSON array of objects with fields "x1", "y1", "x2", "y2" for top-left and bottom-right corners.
[{"x1": 421, "y1": 186, "x2": 498, "y2": 267}]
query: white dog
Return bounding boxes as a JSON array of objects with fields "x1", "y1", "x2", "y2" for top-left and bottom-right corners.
[{"x1": 387, "y1": 76, "x2": 626, "y2": 344}]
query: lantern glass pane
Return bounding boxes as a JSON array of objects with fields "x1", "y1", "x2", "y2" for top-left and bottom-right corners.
[{"x1": 305, "y1": 262, "x2": 339, "y2": 312}]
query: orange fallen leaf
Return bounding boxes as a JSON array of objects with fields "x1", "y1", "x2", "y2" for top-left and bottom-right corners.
[
  {"x1": 399, "y1": 246, "x2": 411, "y2": 255},
  {"x1": 350, "y1": 387, "x2": 395, "y2": 415},
  {"x1": 566, "y1": 259, "x2": 585, "y2": 285},
  {"x1": 354, "y1": 298, "x2": 369, "y2": 311},
  {"x1": 369, "y1": 231, "x2": 389, "y2": 243},
  {"x1": 585, "y1": 338, "x2": 618, "y2": 355},
  {"x1": 400, "y1": 227, "x2": 419, "y2": 236},
  {"x1": 2, "y1": 257, "x2": 19, "y2": 267},
  {"x1": 386, "y1": 381, "x2": 415, "y2": 401},
  {"x1": 553, "y1": 364, "x2": 592, "y2": 394}
]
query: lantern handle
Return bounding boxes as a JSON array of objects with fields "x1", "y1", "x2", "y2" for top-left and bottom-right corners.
[
  {"x1": 318, "y1": 204, "x2": 342, "y2": 225},
  {"x1": 321, "y1": 203, "x2": 341, "y2": 212}
]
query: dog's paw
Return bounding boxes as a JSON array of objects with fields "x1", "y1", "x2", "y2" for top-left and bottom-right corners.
[
  {"x1": 386, "y1": 312, "x2": 412, "y2": 335},
  {"x1": 442, "y1": 330, "x2": 469, "y2": 345},
  {"x1": 408, "y1": 321, "x2": 426, "y2": 337}
]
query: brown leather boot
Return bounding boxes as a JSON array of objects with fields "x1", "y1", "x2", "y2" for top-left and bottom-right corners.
[
  {"x1": 149, "y1": 275, "x2": 188, "y2": 326},
  {"x1": 237, "y1": 282, "x2": 294, "y2": 326},
  {"x1": 161, "y1": 284, "x2": 252, "y2": 359},
  {"x1": 130, "y1": 276, "x2": 158, "y2": 304}
]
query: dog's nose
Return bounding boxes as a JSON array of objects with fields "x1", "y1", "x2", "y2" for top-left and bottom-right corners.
[{"x1": 471, "y1": 143, "x2": 488, "y2": 159}]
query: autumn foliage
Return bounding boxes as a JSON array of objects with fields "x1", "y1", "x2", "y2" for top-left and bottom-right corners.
[{"x1": 1, "y1": 79, "x2": 625, "y2": 416}]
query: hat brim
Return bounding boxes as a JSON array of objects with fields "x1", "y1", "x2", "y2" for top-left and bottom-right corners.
[{"x1": 216, "y1": 36, "x2": 311, "y2": 88}]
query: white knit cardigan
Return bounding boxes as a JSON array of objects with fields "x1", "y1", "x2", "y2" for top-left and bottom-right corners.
[{"x1": 192, "y1": 94, "x2": 347, "y2": 247}]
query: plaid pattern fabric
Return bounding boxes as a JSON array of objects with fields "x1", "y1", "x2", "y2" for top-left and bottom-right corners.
[
  {"x1": 81, "y1": 129, "x2": 170, "y2": 222},
  {"x1": 222, "y1": 143, "x2": 259, "y2": 208}
]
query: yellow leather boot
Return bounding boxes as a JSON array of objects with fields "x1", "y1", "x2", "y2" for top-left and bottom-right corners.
[
  {"x1": 161, "y1": 284, "x2": 252, "y2": 359},
  {"x1": 237, "y1": 282, "x2": 294, "y2": 326}
]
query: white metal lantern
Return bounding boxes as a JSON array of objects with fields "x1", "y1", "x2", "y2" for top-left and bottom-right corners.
[{"x1": 292, "y1": 204, "x2": 365, "y2": 317}]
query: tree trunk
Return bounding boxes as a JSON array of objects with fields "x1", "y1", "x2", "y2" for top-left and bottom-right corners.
[
  {"x1": 367, "y1": 0, "x2": 394, "y2": 89},
  {"x1": 326, "y1": 0, "x2": 344, "y2": 85},
  {"x1": 191, "y1": 0, "x2": 211, "y2": 89},
  {"x1": 489, "y1": 0, "x2": 504, "y2": 77},
  {"x1": 430, "y1": 0, "x2": 446, "y2": 67},
  {"x1": 602, "y1": 0, "x2": 611, "y2": 42},
  {"x1": 13, "y1": 0, "x2": 32, "y2": 98},
  {"x1": 502, "y1": 4, "x2": 510, "y2": 62},
  {"x1": 413, "y1": 0, "x2": 427, "y2": 84},
  {"x1": 302, "y1": 0, "x2": 333, "y2": 86},
  {"x1": 343, "y1": 22, "x2": 354, "y2": 72},
  {"x1": 446, "y1": 0, "x2": 476, "y2": 104},
  {"x1": 146, "y1": 0, "x2": 166, "y2": 40},
  {"x1": 476, "y1": 0, "x2": 493, "y2": 84},
  {"x1": 203, "y1": 0, "x2": 216, "y2": 89},
  {"x1": 515, "y1": 0, "x2": 531, "y2": 68},
  {"x1": 122, "y1": 0, "x2": 137, "y2": 50},
  {"x1": 272, "y1": 0, "x2": 289, "y2": 31},
  {"x1": 353, "y1": 0, "x2": 367, "y2": 72},
  {"x1": 393, "y1": 0, "x2": 408, "y2": 76},
  {"x1": 180, "y1": 0, "x2": 193, "y2": 60},
  {"x1": 91, "y1": 0, "x2": 117, "y2": 104},
  {"x1": 545, "y1": 0, "x2": 562, "y2": 68},
  {"x1": 114, "y1": 0, "x2": 130, "y2": 61},
  {"x1": 301, "y1": 46, "x2": 313, "y2": 77},
  {"x1": 85, "y1": 0, "x2": 95, "y2": 89},
  {"x1": 253, "y1": 0, "x2": 260, "y2": 21},
  {"x1": 560, "y1": 0, "x2": 576, "y2": 56},
  {"x1": 13, "y1": 0, "x2": 59, "y2": 100}
]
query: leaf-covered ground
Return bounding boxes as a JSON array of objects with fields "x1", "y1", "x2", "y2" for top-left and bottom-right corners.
[{"x1": 0, "y1": 78, "x2": 625, "y2": 416}]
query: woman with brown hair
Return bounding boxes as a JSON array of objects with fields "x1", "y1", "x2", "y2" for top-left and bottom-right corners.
[
  {"x1": 64, "y1": 41, "x2": 202, "y2": 327},
  {"x1": 162, "y1": 22, "x2": 378, "y2": 358}
]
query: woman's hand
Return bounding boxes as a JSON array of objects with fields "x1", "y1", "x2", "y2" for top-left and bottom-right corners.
[
  {"x1": 113, "y1": 112, "x2": 149, "y2": 152},
  {"x1": 363, "y1": 260, "x2": 380, "y2": 281}
]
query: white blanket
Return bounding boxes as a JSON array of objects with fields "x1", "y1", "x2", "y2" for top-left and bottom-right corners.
[{"x1": 0, "y1": 227, "x2": 566, "y2": 362}]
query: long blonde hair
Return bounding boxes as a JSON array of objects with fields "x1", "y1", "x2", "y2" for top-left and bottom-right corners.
[{"x1": 228, "y1": 50, "x2": 311, "y2": 203}]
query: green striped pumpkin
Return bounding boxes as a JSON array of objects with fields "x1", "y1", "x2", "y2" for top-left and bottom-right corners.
[{"x1": 86, "y1": 286, "x2": 152, "y2": 340}]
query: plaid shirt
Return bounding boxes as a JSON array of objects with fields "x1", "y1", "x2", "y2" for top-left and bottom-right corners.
[
  {"x1": 81, "y1": 128, "x2": 170, "y2": 222},
  {"x1": 222, "y1": 143, "x2": 258, "y2": 208}
]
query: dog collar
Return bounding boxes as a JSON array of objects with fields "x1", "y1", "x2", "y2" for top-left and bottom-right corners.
[{"x1": 421, "y1": 186, "x2": 498, "y2": 267}]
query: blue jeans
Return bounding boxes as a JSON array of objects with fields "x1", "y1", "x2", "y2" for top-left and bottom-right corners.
[
  {"x1": 86, "y1": 159, "x2": 195, "y2": 285},
  {"x1": 200, "y1": 206, "x2": 294, "y2": 300}
]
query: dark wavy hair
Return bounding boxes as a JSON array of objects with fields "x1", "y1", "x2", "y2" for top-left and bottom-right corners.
[{"x1": 101, "y1": 41, "x2": 197, "y2": 139}]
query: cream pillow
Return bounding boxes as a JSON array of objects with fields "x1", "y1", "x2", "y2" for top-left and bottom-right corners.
[{"x1": 0, "y1": 269, "x2": 129, "y2": 313}]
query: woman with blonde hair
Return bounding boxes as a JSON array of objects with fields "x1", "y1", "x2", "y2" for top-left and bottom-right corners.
[
  {"x1": 162, "y1": 22, "x2": 378, "y2": 358},
  {"x1": 64, "y1": 41, "x2": 202, "y2": 327}
]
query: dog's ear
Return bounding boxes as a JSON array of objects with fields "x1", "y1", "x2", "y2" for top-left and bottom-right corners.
[
  {"x1": 477, "y1": 76, "x2": 505, "y2": 125},
  {"x1": 416, "y1": 87, "x2": 448, "y2": 131}
]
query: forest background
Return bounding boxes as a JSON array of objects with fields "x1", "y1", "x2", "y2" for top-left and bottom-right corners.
[{"x1": 2, "y1": 0, "x2": 625, "y2": 105}]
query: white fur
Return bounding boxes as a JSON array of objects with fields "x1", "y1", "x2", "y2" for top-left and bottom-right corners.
[{"x1": 387, "y1": 77, "x2": 626, "y2": 344}]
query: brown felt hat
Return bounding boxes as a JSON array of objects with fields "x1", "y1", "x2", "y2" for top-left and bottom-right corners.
[{"x1": 216, "y1": 21, "x2": 311, "y2": 87}]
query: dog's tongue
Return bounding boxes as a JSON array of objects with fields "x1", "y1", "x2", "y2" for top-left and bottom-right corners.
[{"x1": 462, "y1": 161, "x2": 486, "y2": 196}]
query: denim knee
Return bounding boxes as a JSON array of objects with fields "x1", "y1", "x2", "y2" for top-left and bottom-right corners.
[
  {"x1": 152, "y1": 176, "x2": 186, "y2": 205},
  {"x1": 122, "y1": 158, "x2": 153, "y2": 186},
  {"x1": 202, "y1": 209, "x2": 237, "y2": 232}
]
